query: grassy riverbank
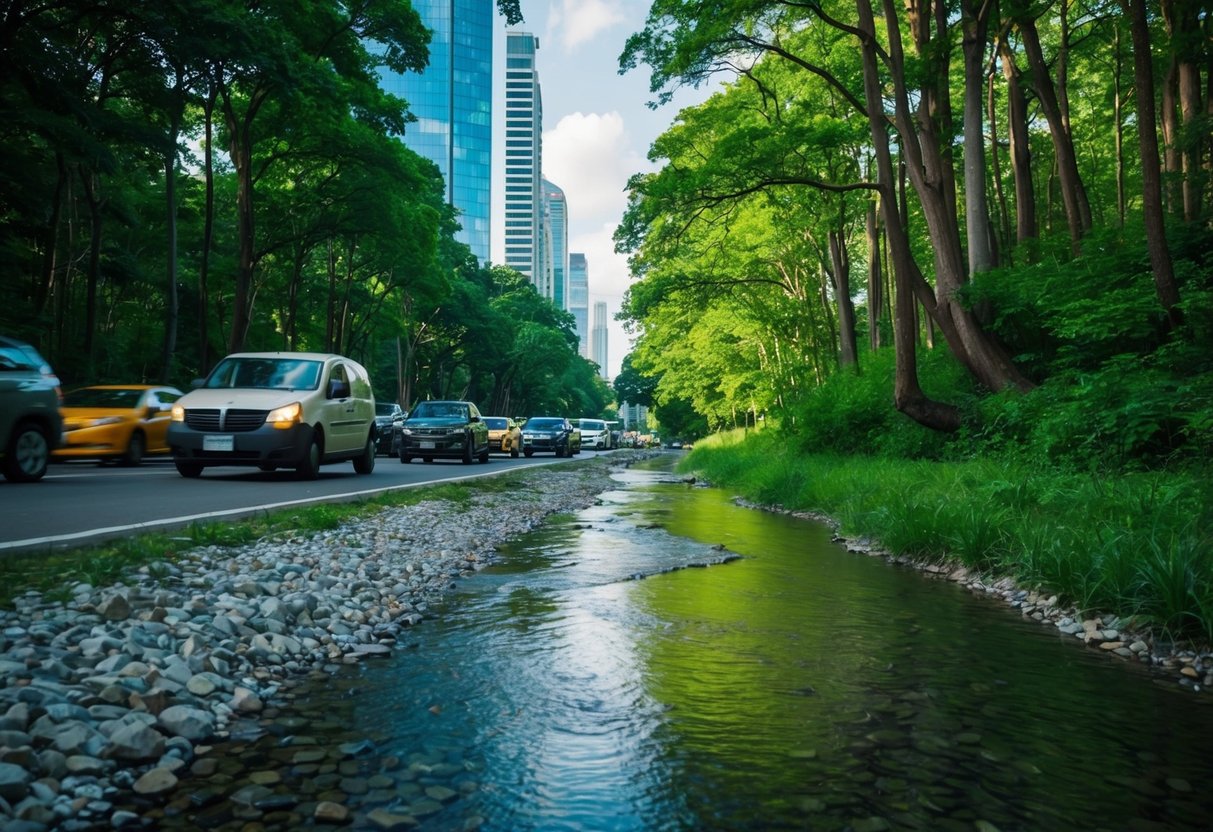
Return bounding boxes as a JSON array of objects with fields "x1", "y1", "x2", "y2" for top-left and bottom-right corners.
[{"x1": 681, "y1": 430, "x2": 1213, "y2": 647}]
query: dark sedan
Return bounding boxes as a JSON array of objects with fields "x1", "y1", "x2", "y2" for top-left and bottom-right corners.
[
  {"x1": 374, "y1": 402, "x2": 405, "y2": 455},
  {"x1": 398, "y1": 400, "x2": 490, "y2": 464},
  {"x1": 521, "y1": 417, "x2": 581, "y2": 458}
]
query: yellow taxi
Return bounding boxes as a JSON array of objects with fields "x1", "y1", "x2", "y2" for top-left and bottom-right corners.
[
  {"x1": 484, "y1": 416, "x2": 522, "y2": 458},
  {"x1": 55, "y1": 385, "x2": 183, "y2": 466}
]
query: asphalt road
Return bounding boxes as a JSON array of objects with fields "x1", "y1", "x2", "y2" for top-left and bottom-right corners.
[{"x1": 0, "y1": 450, "x2": 602, "y2": 554}]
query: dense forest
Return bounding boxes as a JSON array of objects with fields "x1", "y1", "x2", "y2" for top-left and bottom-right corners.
[
  {"x1": 0, "y1": 0, "x2": 613, "y2": 419},
  {"x1": 615, "y1": 0, "x2": 1211, "y2": 472}
]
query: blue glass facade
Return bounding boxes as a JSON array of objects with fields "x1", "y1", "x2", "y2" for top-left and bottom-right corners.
[
  {"x1": 569, "y1": 253, "x2": 589, "y2": 356},
  {"x1": 379, "y1": 0, "x2": 493, "y2": 263},
  {"x1": 543, "y1": 179, "x2": 568, "y2": 310}
]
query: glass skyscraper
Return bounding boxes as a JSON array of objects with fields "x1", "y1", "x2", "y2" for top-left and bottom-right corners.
[
  {"x1": 569, "y1": 253, "x2": 588, "y2": 356},
  {"x1": 592, "y1": 301, "x2": 609, "y2": 380},
  {"x1": 378, "y1": 0, "x2": 493, "y2": 263},
  {"x1": 543, "y1": 179, "x2": 568, "y2": 310},
  {"x1": 504, "y1": 31, "x2": 542, "y2": 285}
]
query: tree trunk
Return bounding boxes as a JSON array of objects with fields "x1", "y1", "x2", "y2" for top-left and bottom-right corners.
[
  {"x1": 219, "y1": 82, "x2": 268, "y2": 355},
  {"x1": 160, "y1": 79, "x2": 182, "y2": 384},
  {"x1": 866, "y1": 200, "x2": 883, "y2": 350},
  {"x1": 1161, "y1": 57, "x2": 1182, "y2": 213},
  {"x1": 987, "y1": 70, "x2": 1013, "y2": 255},
  {"x1": 1123, "y1": 0, "x2": 1183, "y2": 328},
  {"x1": 883, "y1": 0, "x2": 1035, "y2": 394},
  {"x1": 829, "y1": 221, "x2": 858, "y2": 368},
  {"x1": 998, "y1": 37, "x2": 1037, "y2": 245},
  {"x1": 856, "y1": 0, "x2": 959, "y2": 431},
  {"x1": 1162, "y1": 0, "x2": 1206, "y2": 220},
  {"x1": 199, "y1": 87, "x2": 217, "y2": 374},
  {"x1": 1018, "y1": 14, "x2": 1092, "y2": 248},
  {"x1": 79, "y1": 167, "x2": 104, "y2": 375},
  {"x1": 962, "y1": 0, "x2": 995, "y2": 275},
  {"x1": 1113, "y1": 22, "x2": 1127, "y2": 227}
]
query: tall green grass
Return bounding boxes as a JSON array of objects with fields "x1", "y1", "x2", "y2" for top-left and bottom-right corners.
[{"x1": 683, "y1": 430, "x2": 1213, "y2": 644}]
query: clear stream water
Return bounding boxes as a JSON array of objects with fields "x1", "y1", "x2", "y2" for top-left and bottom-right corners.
[{"x1": 191, "y1": 455, "x2": 1213, "y2": 831}]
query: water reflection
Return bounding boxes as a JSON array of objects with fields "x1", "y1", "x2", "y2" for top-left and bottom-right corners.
[{"x1": 261, "y1": 457, "x2": 1213, "y2": 830}]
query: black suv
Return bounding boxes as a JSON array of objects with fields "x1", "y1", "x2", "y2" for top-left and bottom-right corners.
[
  {"x1": 521, "y1": 417, "x2": 582, "y2": 458},
  {"x1": 398, "y1": 400, "x2": 490, "y2": 464},
  {"x1": 0, "y1": 335, "x2": 62, "y2": 482}
]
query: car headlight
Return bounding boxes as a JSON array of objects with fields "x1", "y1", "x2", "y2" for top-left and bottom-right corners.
[
  {"x1": 171, "y1": 404, "x2": 185, "y2": 422},
  {"x1": 265, "y1": 402, "x2": 302, "y2": 428}
]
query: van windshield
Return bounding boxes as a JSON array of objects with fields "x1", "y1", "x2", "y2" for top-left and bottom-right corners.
[{"x1": 205, "y1": 358, "x2": 322, "y2": 391}]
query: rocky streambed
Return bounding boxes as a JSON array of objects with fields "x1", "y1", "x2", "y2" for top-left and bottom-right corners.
[{"x1": 0, "y1": 455, "x2": 652, "y2": 830}]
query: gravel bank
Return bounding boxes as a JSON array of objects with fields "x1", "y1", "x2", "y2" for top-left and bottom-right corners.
[{"x1": 0, "y1": 453, "x2": 653, "y2": 830}]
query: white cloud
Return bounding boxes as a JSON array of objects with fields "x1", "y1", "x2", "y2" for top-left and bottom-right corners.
[
  {"x1": 546, "y1": 0, "x2": 626, "y2": 52},
  {"x1": 543, "y1": 111, "x2": 650, "y2": 228}
]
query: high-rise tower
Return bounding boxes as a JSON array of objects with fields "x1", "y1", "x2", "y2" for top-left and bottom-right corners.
[
  {"x1": 378, "y1": 0, "x2": 494, "y2": 263},
  {"x1": 544, "y1": 179, "x2": 568, "y2": 309},
  {"x1": 592, "y1": 301, "x2": 609, "y2": 380},
  {"x1": 569, "y1": 253, "x2": 588, "y2": 356},
  {"x1": 503, "y1": 31, "x2": 542, "y2": 284}
]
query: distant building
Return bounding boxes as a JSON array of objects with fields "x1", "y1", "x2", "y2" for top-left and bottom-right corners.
[
  {"x1": 378, "y1": 0, "x2": 493, "y2": 263},
  {"x1": 591, "y1": 301, "x2": 609, "y2": 380},
  {"x1": 503, "y1": 30, "x2": 543, "y2": 285},
  {"x1": 569, "y1": 253, "x2": 589, "y2": 357},
  {"x1": 543, "y1": 179, "x2": 568, "y2": 309}
]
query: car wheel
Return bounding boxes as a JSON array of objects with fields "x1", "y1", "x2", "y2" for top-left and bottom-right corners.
[
  {"x1": 353, "y1": 433, "x2": 375, "y2": 474},
  {"x1": 524, "y1": 449, "x2": 533, "y2": 458},
  {"x1": 423, "y1": 456, "x2": 433, "y2": 463},
  {"x1": 478, "y1": 444, "x2": 490, "y2": 464},
  {"x1": 296, "y1": 436, "x2": 322, "y2": 480},
  {"x1": 399, "y1": 449, "x2": 413, "y2": 464},
  {"x1": 175, "y1": 460, "x2": 203, "y2": 478},
  {"x1": 462, "y1": 436, "x2": 474, "y2": 464},
  {"x1": 2, "y1": 422, "x2": 50, "y2": 483},
  {"x1": 121, "y1": 432, "x2": 145, "y2": 467},
  {"x1": 258, "y1": 463, "x2": 276, "y2": 472}
]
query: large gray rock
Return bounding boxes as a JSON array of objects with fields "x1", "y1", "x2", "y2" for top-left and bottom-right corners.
[
  {"x1": 106, "y1": 720, "x2": 165, "y2": 761},
  {"x1": 157, "y1": 705, "x2": 215, "y2": 742},
  {"x1": 0, "y1": 760, "x2": 32, "y2": 802}
]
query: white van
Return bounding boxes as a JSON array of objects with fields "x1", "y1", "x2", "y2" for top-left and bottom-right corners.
[{"x1": 578, "y1": 418, "x2": 610, "y2": 450}]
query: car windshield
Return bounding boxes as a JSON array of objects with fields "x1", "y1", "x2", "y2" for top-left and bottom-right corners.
[
  {"x1": 205, "y1": 357, "x2": 322, "y2": 391},
  {"x1": 411, "y1": 401, "x2": 468, "y2": 420},
  {"x1": 581, "y1": 420, "x2": 605, "y2": 431},
  {"x1": 375, "y1": 403, "x2": 400, "y2": 417},
  {"x1": 484, "y1": 417, "x2": 507, "y2": 429},
  {"x1": 526, "y1": 418, "x2": 562, "y2": 430},
  {"x1": 63, "y1": 388, "x2": 144, "y2": 408}
]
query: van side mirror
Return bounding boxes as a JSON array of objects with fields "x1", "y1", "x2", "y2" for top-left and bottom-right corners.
[{"x1": 328, "y1": 379, "x2": 351, "y2": 399}]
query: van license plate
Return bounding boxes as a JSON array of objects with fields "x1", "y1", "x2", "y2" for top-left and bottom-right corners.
[
  {"x1": 420, "y1": 441, "x2": 435, "y2": 449},
  {"x1": 203, "y1": 435, "x2": 234, "y2": 452}
]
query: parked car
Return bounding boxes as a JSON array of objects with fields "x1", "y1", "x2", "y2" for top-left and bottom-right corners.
[
  {"x1": 484, "y1": 416, "x2": 522, "y2": 457},
  {"x1": 0, "y1": 335, "x2": 62, "y2": 482},
  {"x1": 577, "y1": 418, "x2": 610, "y2": 450},
  {"x1": 167, "y1": 351, "x2": 377, "y2": 480},
  {"x1": 54, "y1": 385, "x2": 183, "y2": 466},
  {"x1": 521, "y1": 417, "x2": 581, "y2": 457},
  {"x1": 374, "y1": 402, "x2": 405, "y2": 455},
  {"x1": 398, "y1": 400, "x2": 490, "y2": 464}
]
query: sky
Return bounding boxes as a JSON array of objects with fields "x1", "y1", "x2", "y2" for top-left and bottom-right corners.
[{"x1": 489, "y1": 0, "x2": 717, "y2": 381}]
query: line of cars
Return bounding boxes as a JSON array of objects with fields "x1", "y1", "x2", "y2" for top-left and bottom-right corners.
[{"x1": 2, "y1": 341, "x2": 610, "y2": 483}]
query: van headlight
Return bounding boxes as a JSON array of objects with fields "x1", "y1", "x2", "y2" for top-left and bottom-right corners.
[
  {"x1": 266, "y1": 402, "x2": 303, "y2": 428},
  {"x1": 171, "y1": 404, "x2": 185, "y2": 422}
]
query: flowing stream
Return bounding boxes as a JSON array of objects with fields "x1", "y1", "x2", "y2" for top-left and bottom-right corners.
[{"x1": 180, "y1": 455, "x2": 1213, "y2": 831}]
